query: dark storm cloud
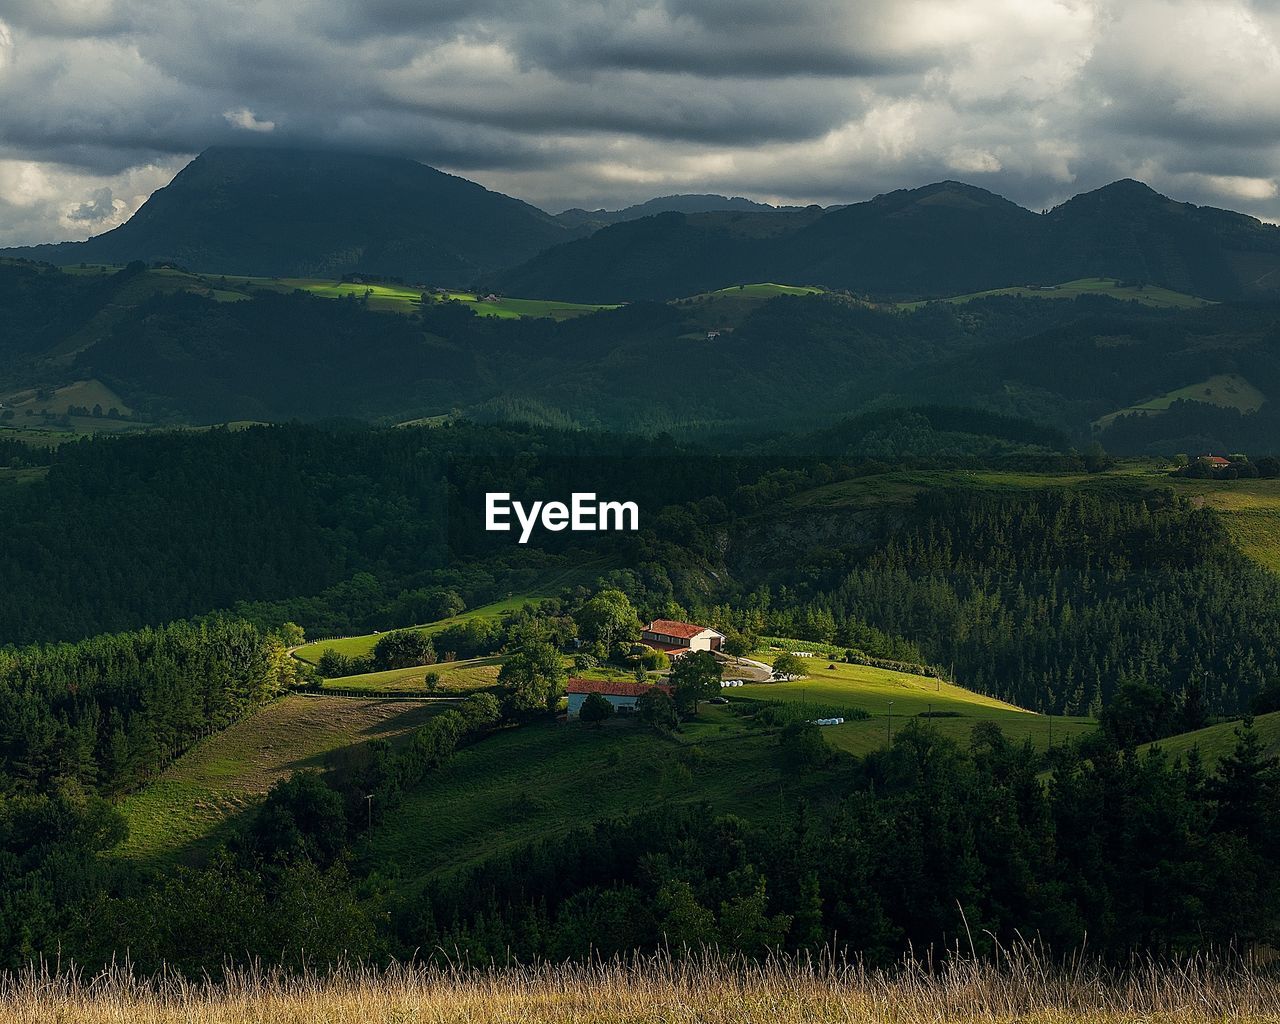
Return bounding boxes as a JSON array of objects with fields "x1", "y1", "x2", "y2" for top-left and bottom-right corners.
[{"x1": 1, "y1": 0, "x2": 1279, "y2": 245}]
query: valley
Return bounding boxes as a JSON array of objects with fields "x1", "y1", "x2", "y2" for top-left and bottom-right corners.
[
  {"x1": 1, "y1": 147, "x2": 1280, "y2": 1005},
  {"x1": 10, "y1": 5, "x2": 1280, "y2": 1018}
]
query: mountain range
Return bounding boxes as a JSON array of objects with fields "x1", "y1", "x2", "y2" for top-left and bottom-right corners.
[
  {"x1": 494, "y1": 178, "x2": 1280, "y2": 302},
  {"x1": 5, "y1": 147, "x2": 1280, "y2": 303}
]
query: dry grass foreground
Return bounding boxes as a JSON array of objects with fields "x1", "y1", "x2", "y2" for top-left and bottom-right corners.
[{"x1": 4, "y1": 951, "x2": 1280, "y2": 1024}]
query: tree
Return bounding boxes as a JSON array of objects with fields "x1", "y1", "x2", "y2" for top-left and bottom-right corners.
[
  {"x1": 372, "y1": 629, "x2": 435, "y2": 671},
  {"x1": 579, "y1": 691, "x2": 615, "y2": 727},
  {"x1": 460, "y1": 692, "x2": 501, "y2": 726},
  {"x1": 671, "y1": 650, "x2": 721, "y2": 716},
  {"x1": 575, "y1": 589, "x2": 640, "y2": 652},
  {"x1": 779, "y1": 721, "x2": 830, "y2": 768},
  {"x1": 1178, "y1": 678, "x2": 1210, "y2": 733},
  {"x1": 244, "y1": 771, "x2": 348, "y2": 867},
  {"x1": 1209, "y1": 717, "x2": 1277, "y2": 840},
  {"x1": 772, "y1": 653, "x2": 807, "y2": 680},
  {"x1": 424, "y1": 670, "x2": 441, "y2": 693},
  {"x1": 1099, "y1": 680, "x2": 1176, "y2": 747},
  {"x1": 637, "y1": 689, "x2": 679, "y2": 733},
  {"x1": 498, "y1": 641, "x2": 567, "y2": 716},
  {"x1": 722, "y1": 628, "x2": 758, "y2": 660}
]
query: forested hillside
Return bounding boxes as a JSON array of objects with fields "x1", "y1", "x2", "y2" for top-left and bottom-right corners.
[
  {"x1": 729, "y1": 488, "x2": 1280, "y2": 714},
  {"x1": 4, "y1": 256, "x2": 1277, "y2": 450},
  {"x1": 4, "y1": 422, "x2": 1280, "y2": 718}
]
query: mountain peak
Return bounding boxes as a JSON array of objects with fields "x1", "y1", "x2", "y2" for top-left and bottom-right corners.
[
  {"x1": 1056, "y1": 178, "x2": 1169, "y2": 210},
  {"x1": 3, "y1": 146, "x2": 570, "y2": 284}
]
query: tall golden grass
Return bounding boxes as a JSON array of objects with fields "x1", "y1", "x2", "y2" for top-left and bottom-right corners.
[{"x1": 3, "y1": 948, "x2": 1279, "y2": 1024}]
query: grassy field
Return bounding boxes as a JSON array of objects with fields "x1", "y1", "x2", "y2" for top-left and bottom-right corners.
[
  {"x1": 9, "y1": 953, "x2": 1277, "y2": 1024},
  {"x1": 364, "y1": 708, "x2": 819, "y2": 886},
  {"x1": 116, "y1": 696, "x2": 441, "y2": 863},
  {"x1": 737, "y1": 657, "x2": 1095, "y2": 756},
  {"x1": 293, "y1": 595, "x2": 540, "y2": 665},
  {"x1": 49, "y1": 264, "x2": 615, "y2": 320},
  {"x1": 673, "y1": 282, "x2": 826, "y2": 329},
  {"x1": 185, "y1": 275, "x2": 615, "y2": 320},
  {"x1": 319, "y1": 656, "x2": 502, "y2": 694},
  {"x1": 0, "y1": 378, "x2": 150, "y2": 440},
  {"x1": 1094, "y1": 373, "x2": 1265, "y2": 430},
  {"x1": 898, "y1": 277, "x2": 1211, "y2": 310},
  {"x1": 1167, "y1": 476, "x2": 1280, "y2": 574},
  {"x1": 423, "y1": 290, "x2": 619, "y2": 321},
  {"x1": 1138, "y1": 711, "x2": 1280, "y2": 769}
]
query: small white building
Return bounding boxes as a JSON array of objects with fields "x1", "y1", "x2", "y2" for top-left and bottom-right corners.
[
  {"x1": 566, "y1": 678, "x2": 672, "y2": 718},
  {"x1": 640, "y1": 619, "x2": 726, "y2": 658}
]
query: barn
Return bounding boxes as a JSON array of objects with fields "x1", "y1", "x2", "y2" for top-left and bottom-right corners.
[{"x1": 566, "y1": 678, "x2": 672, "y2": 718}]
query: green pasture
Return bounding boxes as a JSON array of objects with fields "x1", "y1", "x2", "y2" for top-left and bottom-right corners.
[
  {"x1": 673, "y1": 282, "x2": 826, "y2": 329},
  {"x1": 363, "y1": 709, "x2": 825, "y2": 888},
  {"x1": 319, "y1": 656, "x2": 503, "y2": 694},
  {"x1": 1138, "y1": 712, "x2": 1280, "y2": 769},
  {"x1": 899, "y1": 277, "x2": 1210, "y2": 311},
  {"x1": 736, "y1": 656, "x2": 1096, "y2": 756},
  {"x1": 1094, "y1": 374, "x2": 1264, "y2": 430},
  {"x1": 116, "y1": 696, "x2": 441, "y2": 863}
]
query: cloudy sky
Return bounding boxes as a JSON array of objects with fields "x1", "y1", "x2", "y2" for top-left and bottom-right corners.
[{"x1": 2, "y1": 0, "x2": 1280, "y2": 244}]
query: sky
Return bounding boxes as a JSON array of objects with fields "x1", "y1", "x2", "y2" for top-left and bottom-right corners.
[{"x1": 2, "y1": 0, "x2": 1280, "y2": 245}]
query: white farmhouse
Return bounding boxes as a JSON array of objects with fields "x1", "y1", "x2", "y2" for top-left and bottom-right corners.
[{"x1": 640, "y1": 619, "x2": 725, "y2": 658}]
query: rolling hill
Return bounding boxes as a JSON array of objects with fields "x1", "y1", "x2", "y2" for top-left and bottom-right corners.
[{"x1": 2, "y1": 147, "x2": 573, "y2": 285}]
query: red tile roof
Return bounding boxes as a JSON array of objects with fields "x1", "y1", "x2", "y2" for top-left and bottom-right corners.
[
  {"x1": 643, "y1": 619, "x2": 716, "y2": 640},
  {"x1": 567, "y1": 678, "x2": 672, "y2": 697}
]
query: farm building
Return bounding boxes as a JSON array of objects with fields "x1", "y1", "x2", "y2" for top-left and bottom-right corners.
[
  {"x1": 641, "y1": 619, "x2": 725, "y2": 657},
  {"x1": 1197, "y1": 455, "x2": 1232, "y2": 469},
  {"x1": 566, "y1": 678, "x2": 672, "y2": 718}
]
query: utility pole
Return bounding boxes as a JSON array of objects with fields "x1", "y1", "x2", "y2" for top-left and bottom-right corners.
[
  {"x1": 365, "y1": 793, "x2": 373, "y2": 832},
  {"x1": 887, "y1": 701, "x2": 894, "y2": 746}
]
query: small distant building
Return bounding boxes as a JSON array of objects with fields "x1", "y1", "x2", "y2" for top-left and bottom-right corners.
[
  {"x1": 1198, "y1": 455, "x2": 1232, "y2": 469},
  {"x1": 641, "y1": 619, "x2": 725, "y2": 658},
  {"x1": 706, "y1": 330, "x2": 720, "y2": 340},
  {"x1": 566, "y1": 678, "x2": 672, "y2": 718}
]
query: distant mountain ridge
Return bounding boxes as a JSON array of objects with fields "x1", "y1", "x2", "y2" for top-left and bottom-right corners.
[
  {"x1": 3, "y1": 147, "x2": 573, "y2": 284},
  {"x1": 5, "y1": 147, "x2": 1280, "y2": 303},
  {"x1": 554, "y1": 194, "x2": 814, "y2": 232},
  {"x1": 495, "y1": 179, "x2": 1280, "y2": 303}
]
